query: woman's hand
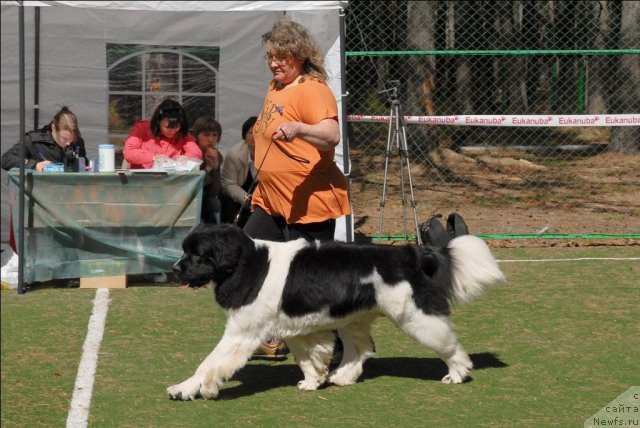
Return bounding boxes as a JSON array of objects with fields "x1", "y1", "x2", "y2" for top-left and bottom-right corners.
[
  {"x1": 275, "y1": 122, "x2": 298, "y2": 142},
  {"x1": 276, "y1": 119, "x2": 339, "y2": 151},
  {"x1": 35, "y1": 160, "x2": 51, "y2": 172},
  {"x1": 203, "y1": 148, "x2": 219, "y2": 171}
]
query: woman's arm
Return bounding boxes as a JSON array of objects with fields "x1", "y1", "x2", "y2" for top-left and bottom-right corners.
[
  {"x1": 180, "y1": 137, "x2": 203, "y2": 160},
  {"x1": 1, "y1": 139, "x2": 43, "y2": 171},
  {"x1": 274, "y1": 118, "x2": 340, "y2": 151},
  {"x1": 123, "y1": 123, "x2": 156, "y2": 168}
]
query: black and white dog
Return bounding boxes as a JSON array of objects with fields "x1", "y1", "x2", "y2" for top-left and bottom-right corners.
[{"x1": 168, "y1": 223, "x2": 505, "y2": 400}]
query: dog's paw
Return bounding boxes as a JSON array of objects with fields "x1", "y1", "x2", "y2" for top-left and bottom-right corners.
[
  {"x1": 441, "y1": 360, "x2": 472, "y2": 384},
  {"x1": 167, "y1": 379, "x2": 201, "y2": 401},
  {"x1": 199, "y1": 381, "x2": 220, "y2": 399},
  {"x1": 328, "y1": 370, "x2": 358, "y2": 386},
  {"x1": 441, "y1": 372, "x2": 468, "y2": 384},
  {"x1": 297, "y1": 378, "x2": 323, "y2": 391}
]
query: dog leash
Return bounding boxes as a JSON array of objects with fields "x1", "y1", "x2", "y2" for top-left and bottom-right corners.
[{"x1": 233, "y1": 131, "x2": 309, "y2": 224}]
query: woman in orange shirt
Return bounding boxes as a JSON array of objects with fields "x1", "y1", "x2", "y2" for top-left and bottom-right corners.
[
  {"x1": 245, "y1": 17, "x2": 351, "y2": 243},
  {"x1": 244, "y1": 17, "x2": 351, "y2": 360}
]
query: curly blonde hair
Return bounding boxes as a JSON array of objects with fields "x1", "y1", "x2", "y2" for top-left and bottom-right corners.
[{"x1": 262, "y1": 17, "x2": 327, "y2": 83}]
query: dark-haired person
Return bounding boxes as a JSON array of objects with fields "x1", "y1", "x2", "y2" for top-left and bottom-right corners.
[
  {"x1": 123, "y1": 99, "x2": 201, "y2": 169},
  {"x1": 1, "y1": 105, "x2": 87, "y2": 172},
  {"x1": 193, "y1": 116, "x2": 224, "y2": 224},
  {"x1": 219, "y1": 116, "x2": 258, "y2": 226}
]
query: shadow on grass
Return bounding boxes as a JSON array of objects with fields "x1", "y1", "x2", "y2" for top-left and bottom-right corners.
[{"x1": 217, "y1": 352, "x2": 507, "y2": 400}]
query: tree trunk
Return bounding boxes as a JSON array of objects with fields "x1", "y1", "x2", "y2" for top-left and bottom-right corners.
[
  {"x1": 405, "y1": 1, "x2": 439, "y2": 152},
  {"x1": 587, "y1": 1, "x2": 609, "y2": 114},
  {"x1": 609, "y1": 0, "x2": 640, "y2": 153}
]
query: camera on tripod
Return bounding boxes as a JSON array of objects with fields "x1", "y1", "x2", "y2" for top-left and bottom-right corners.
[
  {"x1": 378, "y1": 80, "x2": 400, "y2": 104},
  {"x1": 376, "y1": 79, "x2": 421, "y2": 243}
]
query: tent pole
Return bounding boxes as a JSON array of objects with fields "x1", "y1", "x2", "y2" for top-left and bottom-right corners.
[
  {"x1": 338, "y1": 6, "x2": 353, "y2": 243},
  {"x1": 17, "y1": 2, "x2": 26, "y2": 295},
  {"x1": 33, "y1": 7, "x2": 40, "y2": 129}
]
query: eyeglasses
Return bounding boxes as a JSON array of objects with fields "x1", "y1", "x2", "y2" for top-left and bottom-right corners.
[{"x1": 265, "y1": 54, "x2": 289, "y2": 66}]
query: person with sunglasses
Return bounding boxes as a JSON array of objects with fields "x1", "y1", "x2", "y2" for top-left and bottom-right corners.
[
  {"x1": 123, "y1": 99, "x2": 201, "y2": 169},
  {"x1": 245, "y1": 18, "x2": 351, "y2": 360}
]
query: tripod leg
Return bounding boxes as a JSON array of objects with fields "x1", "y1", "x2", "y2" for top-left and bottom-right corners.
[
  {"x1": 397, "y1": 118, "x2": 422, "y2": 244},
  {"x1": 377, "y1": 110, "x2": 395, "y2": 240},
  {"x1": 394, "y1": 106, "x2": 409, "y2": 241}
]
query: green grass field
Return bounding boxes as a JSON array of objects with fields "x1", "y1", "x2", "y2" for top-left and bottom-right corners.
[{"x1": 2, "y1": 246, "x2": 639, "y2": 427}]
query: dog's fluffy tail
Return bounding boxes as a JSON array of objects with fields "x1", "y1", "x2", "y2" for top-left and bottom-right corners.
[{"x1": 448, "y1": 235, "x2": 506, "y2": 304}]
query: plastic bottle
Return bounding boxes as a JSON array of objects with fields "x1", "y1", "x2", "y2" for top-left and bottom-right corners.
[{"x1": 98, "y1": 144, "x2": 115, "y2": 172}]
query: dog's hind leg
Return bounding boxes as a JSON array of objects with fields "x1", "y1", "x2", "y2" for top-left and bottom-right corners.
[
  {"x1": 167, "y1": 333, "x2": 261, "y2": 400},
  {"x1": 286, "y1": 331, "x2": 335, "y2": 391},
  {"x1": 328, "y1": 316, "x2": 377, "y2": 386},
  {"x1": 396, "y1": 313, "x2": 472, "y2": 384}
]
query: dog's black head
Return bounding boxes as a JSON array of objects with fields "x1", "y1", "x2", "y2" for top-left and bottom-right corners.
[{"x1": 173, "y1": 223, "x2": 251, "y2": 287}]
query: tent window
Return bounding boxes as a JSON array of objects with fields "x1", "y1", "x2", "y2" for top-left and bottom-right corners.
[{"x1": 107, "y1": 43, "x2": 220, "y2": 148}]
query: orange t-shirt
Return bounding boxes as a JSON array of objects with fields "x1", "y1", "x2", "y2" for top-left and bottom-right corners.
[{"x1": 252, "y1": 79, "x2": 351, "y2": 224}]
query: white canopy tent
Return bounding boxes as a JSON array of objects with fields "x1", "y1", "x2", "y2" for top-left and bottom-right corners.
[{"x1": 1, "y1": 1, "x2": 352, "y2": 267}]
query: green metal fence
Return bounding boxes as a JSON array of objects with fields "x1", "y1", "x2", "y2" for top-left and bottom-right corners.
[{"x1": 343, "y1": 0, "x2": 640, "y2": 237}]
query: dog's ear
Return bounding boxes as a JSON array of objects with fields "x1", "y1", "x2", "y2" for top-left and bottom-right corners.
[
  {"x1": 184, "y1": 224, "x2": 226, "y2": 259},
  {"x1": 419, "y1": 215, "x2": 450, "y2": 247},
  {"x1": 182, "y1": 224, "x2": 248, "y2": 279},
  {"x1": 446, "y1": 212, "x2": 469, "y2": 239},
  {"x1": 207, "y1": 225, "x2": 247, "y2": 275}
]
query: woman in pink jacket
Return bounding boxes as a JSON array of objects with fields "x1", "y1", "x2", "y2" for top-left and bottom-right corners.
[{"x1": 123, "y1": 99, "x2": 202, "y2": 169}]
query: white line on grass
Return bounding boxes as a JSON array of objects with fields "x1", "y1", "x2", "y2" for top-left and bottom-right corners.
[
  {"x1": 498, "y1": 257, "x2": 640, "y2": 263},
  {"x1": 66, "y1": 288, "x2": 111, "y2": 428}
]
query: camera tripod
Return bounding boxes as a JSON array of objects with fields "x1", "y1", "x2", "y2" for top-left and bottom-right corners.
[{"x1": 377, "y1": 82, "x2": 422, "y2": 244}]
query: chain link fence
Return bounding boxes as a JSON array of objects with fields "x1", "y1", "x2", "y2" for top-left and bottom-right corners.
[{"x1": 343, "y1": 0, "x2": 640, "y2": 238}]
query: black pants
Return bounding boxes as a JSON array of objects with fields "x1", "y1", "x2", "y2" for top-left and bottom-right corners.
[
  {"x1": 201, "y1": 194, "x2": 221, "y2": 224},
  {"x1": 219, "y1": 193, "x2": 251, "y2": 227},
  {"x1": 242, "y1": 206, "x2": 335, "y2": 242},
  {"x1": 220, "y1": 171, "x2": 255, "y2": 227}
]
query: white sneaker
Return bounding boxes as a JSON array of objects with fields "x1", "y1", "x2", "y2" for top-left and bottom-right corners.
[
  {"x1": 1, "y1": 250, "x2": 18, "y2": 271},
  {"x1": 153, "y1": 272, "x2": 168, "y2": 283},
  {"x1": 1, "y1": 251, "x2": 19, "y2": 289}
]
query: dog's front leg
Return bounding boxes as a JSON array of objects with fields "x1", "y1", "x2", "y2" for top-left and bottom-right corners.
[{"x1": 167, "y1": 334, "x2": 259, "y2": 400}]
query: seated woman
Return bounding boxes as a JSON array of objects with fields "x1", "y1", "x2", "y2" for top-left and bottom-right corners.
[
  {"x1": 1, "y1": 105, "x2": 87, "y2": 172},
  {"x1": 220, "y1": 116, "x2": 257, "y2": 226},
  {"x1": 1, "y1": 105, "x2": 87, "y2": 287},
  {"x1": 123, "y1": 99, "x2": 201, "y2": 169},
  {"x1": 192, "y1": 116, "x2": 224, "y2": 224}
]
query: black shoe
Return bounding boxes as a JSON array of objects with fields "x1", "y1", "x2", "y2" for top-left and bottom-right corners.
[
  {"x1": 330, "y1": 335, "x2": 343, "y2": 369},
  {"x1": 329, "y1": 334, "x2": 376, "y2": 369}
]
